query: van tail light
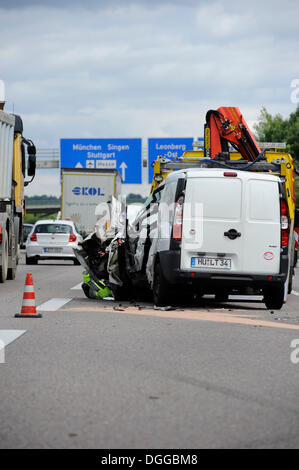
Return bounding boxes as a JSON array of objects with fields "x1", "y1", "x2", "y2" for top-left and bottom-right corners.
[
  {"x1": 0, "y1": 226, "x2": 2, "y2": 243},
  {"x1": 30, "y1": 232, "x2": 37, "y2": 242},
  {"x1": 281, "y1": 229, "x2": 289, "y2": 247},
  {"x1": 69, "y1": 233, "x2": 77, "y2": 243},
  {"x1": 173, "y1": 195, "x2": 184, "y2": 241},
  {"x1": 280, "y1": 200, "x2": 289, "y2": 247}
]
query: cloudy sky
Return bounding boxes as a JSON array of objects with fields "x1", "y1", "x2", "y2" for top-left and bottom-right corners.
[{"x1": 1, "y1": 0, "x2": 298, "y2": 196}]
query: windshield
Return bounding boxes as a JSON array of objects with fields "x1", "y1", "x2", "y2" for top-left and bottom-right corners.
[{"x1": 35, "y1": 224, "x2": 72, "y2": 234}]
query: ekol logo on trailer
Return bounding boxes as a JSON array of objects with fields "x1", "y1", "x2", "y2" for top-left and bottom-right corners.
[{"x1": 72, "y1": 186, "x2": 105, "y2": 196}]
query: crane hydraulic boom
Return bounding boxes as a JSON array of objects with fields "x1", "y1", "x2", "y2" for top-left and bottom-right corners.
[{"x1": 204, "y1": 106, "x2": 261, "y2": 162}]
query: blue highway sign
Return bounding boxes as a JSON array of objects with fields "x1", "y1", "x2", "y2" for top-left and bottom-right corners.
[
  {"x1": 60, "y1": 138, "x2": 142, "y2": 184},
  {"x1": 148, "y1": 138, "x2": 194, "y2": 183}
]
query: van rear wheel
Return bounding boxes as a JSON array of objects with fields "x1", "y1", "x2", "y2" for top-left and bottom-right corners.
[
  {"x1": 153, "y1": 262, "x2": 172, "y2": 306},
  {"x1": 263, "y1": 283, "x2": 285, "y2": 310}
]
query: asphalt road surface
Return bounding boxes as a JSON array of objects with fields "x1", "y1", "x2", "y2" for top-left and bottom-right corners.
[{"x1": 0, "y1": 252, "x2": 299, "y2": 449}]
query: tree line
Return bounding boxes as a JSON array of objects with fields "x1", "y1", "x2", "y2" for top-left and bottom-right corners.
[
  {"x1": 25, "y1": 195, "x2": 61, "y2": 205},
  {"x1": 25, "y1": 194, "x2": 145, "y2": 204},
  {"x1": 254, "y1": 105, "x2": 299, "y2": 166}
]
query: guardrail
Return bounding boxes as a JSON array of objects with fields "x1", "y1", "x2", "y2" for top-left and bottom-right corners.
[
  {"x1": 35, "y1": 148, "x2": 59, "y2": 169},
  {"x1": 26, "y1": 204, "x2": 60, "y2": 215}
]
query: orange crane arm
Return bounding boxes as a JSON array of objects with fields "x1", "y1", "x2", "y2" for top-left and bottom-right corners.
[{"x1": 204, "y1": 106, "x2": 261, "y2": 162}]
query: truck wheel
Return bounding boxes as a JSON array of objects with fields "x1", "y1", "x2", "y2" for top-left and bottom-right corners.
[
  {"x1": 215, "y1": 291, "x2": 229, "y2": 302},
  {"x1": 0, "y1": 230, "x2": 8, "y2": 283},
  {"x1": 288, "y1": 270, "x2": 293, "y2": 294},
  {"x1": 7, "y1": 267, "x2": 16, "y2": 280},
  {"x1": 8, "y1": 223, "x2": 18, "y2": 280},
  {"x1": 263, "y1": 283, "x2": 285, "y2": 310},
  {"x1": 153, "y1": 262, "x2": 172, "y2": 306},
  {"x1": 26, "y1": 255, "x2": 37, "y2": 265}
]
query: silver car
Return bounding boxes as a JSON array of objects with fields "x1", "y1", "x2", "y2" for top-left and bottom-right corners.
[{"x1": 25, "y1": 220, "x2": 83, "y2": 265}]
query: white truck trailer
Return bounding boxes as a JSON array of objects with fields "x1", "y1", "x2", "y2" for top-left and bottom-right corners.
[{"x1": 61, "y1": 168, "x2": 121, "y2": 235}]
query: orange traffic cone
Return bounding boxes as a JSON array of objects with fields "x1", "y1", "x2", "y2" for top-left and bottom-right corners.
[{"x1": 15, "y1": 272, "x2": 42, "y2": 318}]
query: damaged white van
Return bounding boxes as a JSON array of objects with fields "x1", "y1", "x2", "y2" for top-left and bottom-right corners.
[{"x1": 128, "y1": 167, "x2": 291, "y2": 309}]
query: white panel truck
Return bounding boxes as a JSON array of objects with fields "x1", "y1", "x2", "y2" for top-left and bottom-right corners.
[
  {"x1": 0, "y1": 110, "x2": 36, "y2": 282},
  {"x1": 61, "y1": 168, "x2": 121, "y2": 235}
]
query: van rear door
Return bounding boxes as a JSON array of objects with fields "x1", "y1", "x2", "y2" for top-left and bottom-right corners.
[
  {"x1": 180, "y1": 170, "x2": 280, "y2": 275},
  {"x1": 243, "y1": 177, "x2": 280, "y2": 274}
]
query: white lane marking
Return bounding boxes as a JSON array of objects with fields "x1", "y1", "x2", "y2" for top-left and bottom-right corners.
[
  {"x1": 37, "y1": 298, "x2": 72, "y2": 311},
  {"x1": 291, "y1": 290, "x2": 299, "y2": 296},
  {"x1": 0, "y1": 330, "x2": 26, "y2": 348},
  {"x1": 71, "y1": 283, "x2": 82, "y2": 290}
]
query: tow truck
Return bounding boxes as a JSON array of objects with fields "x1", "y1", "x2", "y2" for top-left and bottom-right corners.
[{"x1": 150, "y1": 107, "x2": 297, "y2": 297}]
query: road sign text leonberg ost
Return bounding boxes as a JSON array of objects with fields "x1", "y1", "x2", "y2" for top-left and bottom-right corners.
[
  {"x1": 60, "y1": 138, "x2": 142, "y2": 184},
  {"x1": 148, "y1": 138, "x2": 194, "y2": 183}
]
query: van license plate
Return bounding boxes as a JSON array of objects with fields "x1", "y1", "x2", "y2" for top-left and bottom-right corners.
[
  {"x1": 191, "y1": 257, "x2": 231, "y2": 269},
  {"x1": 44, "y1": 247, "x2": 63, "y2": 253}
]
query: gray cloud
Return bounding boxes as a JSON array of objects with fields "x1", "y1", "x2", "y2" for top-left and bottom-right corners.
[
  {"x1": 0, "y1": 0, "x2": 200, "y2": 9},
  {"x1": 0, "y1": 0, "x2": 298, "y2": 194}
]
